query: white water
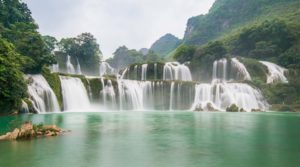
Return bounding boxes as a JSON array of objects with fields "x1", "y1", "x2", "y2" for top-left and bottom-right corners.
[
  {"x1": 100, "y1": 78, "x2": 117, "y2": 109},
  {"x1": 20, "y1": 100, "x2": 29, "y2": 113},
  {"x1": 213, "y1": 58, "x2": 251, "y2": 82},
  {"x1": 76, "y1": 58, "x2": 82, "y2": 74},
  {"x1": 260, "y1": 61, "x2": 288, "y2": 84},
  {"x1": 60, "y1": 76, "x2": 90, "y2": 111},
  {"x1": 100, "y1": 62, "x2": 114, "y2": 77},
  {"x1": 27, "y1": 75, "x2": 60, "y2": 113},
  {"x1": 163, "y1": 62, "x2": 192, "y2": 81},
  {"x1": 141, "y1": 64, "x2": 148, "y2": 81},
  {"x1": 66, "y1": 55, "x2": 76, "y2": 74},
  {"x1": 231, "y1": 58, "x2": 252, "y2": 81},
  {"x1": 191, "y1": 83, "x2": 268, "y2": 112}
]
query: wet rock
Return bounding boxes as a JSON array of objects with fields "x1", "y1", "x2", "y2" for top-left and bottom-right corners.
[
  {"x1": 226, "y1": 104, "x2": 239, "y2": 112},
  {"x1": 0, "y1": 122, "x2": 66, "y2": 141}
]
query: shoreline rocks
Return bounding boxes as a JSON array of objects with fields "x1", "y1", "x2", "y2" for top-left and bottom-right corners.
[{"x1": 0, "y1": 122, "x2": 68, "y2": 141}]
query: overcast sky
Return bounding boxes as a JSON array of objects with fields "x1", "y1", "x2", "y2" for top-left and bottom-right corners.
[{"x1": 24, "y1": 0, "x2": 215, "y2": 59}]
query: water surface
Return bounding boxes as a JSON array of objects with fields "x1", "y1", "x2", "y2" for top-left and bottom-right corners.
[{"x1": 0, "y1": 112, "x2": 300, "y2": 167}]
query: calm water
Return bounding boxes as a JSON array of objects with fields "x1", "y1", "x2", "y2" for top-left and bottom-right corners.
[{"x1": 0, "y1": 112, "x2": 300, "y2": 167}]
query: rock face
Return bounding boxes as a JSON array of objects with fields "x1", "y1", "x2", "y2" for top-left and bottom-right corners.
[{"x1": 0, "y1": 122, "x2": 65, "y2": 141}]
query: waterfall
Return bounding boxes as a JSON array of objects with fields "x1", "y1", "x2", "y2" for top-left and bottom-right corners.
[
  {"x1": 20, "y1": 100, "x2": 29, "y2": 113},
  {"x1": 100, "y1": 78, "x2": 117, "y2": 109},
  {"x1": 141, "y1": 64, "x2": 148, "y2": 81},
  {"x1": 60, "y1": 76, "x2": 91, "y2": 111},
  {"x1": 163, "y1": 62, "x2": 192, "y2": 81},
  {"x1": 191, "y1": 83, "x2": 269, "y2": 112},
  {"x1": 117, "y1": 80, "x2": 144, "y2": 110},
  {"x1": 154, "y1": 63, "x2": 158, "y2": 80},
  {"x1": 76, "y1": 58, "x2": 82, "y2": 74},
  {"x1": 169, "y1": 82, "x2": 175, "y2": 110},
  {"x1": 100, "y1": 62, "x2": 114, "y2": 77},
  {"x1": 213, "y1": 58, "x2": 251, "y2": 82},
  {"x1": 260, "y1": 61, "x2": 288, "y2": 84},
  {"x1": 231, "y1": 58, "x2": 251, "y2": 81},
  {"x1": 27, "y1": 75, "x2": 60, "y2": 113},
  {"x1": 66, "y1": 55, "x2": 76, "y2": 74}
]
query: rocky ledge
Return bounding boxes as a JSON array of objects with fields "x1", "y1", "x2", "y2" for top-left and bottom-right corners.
[{"x1": 0, "y1": 122, "x2": 68, "y2": 141}]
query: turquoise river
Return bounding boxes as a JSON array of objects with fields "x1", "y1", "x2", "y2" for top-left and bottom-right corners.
[{"x1": 0, "y1": 112, "x2": 300, "y2": 167}]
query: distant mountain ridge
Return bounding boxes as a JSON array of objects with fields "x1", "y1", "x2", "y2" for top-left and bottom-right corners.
[
  {"x1": 149, "y1": 33, "x2": 182, "y2": 57},
  {"x1": 183, "y1": 0, "x2": 299, "y2": 45}
]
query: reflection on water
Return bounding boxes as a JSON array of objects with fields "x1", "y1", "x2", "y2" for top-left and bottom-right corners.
[{"x1": 0, "y1": 112, "x2": 300, "y2": 167}]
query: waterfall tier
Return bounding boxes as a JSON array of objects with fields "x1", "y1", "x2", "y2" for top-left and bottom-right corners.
[
  {"x1": 60, "y1": 76, "x2": 91, "y2": 111},
  {"x1": 191, "y1": 83, "x2": 269, "y2": 112},
  {"x1": 27, "y1": 75, "x2": 60, "y2": 113},
  {"x1": 260, "y1": 61, "x2": 288, "y2": 84},
  {"x1": 121, "y1": 62, "x2": 192, "y2": 81},
  {"x1": 100, "y1": 62, "x2": 114, "y2": 77},
  {"x1": 213, "y1": 58, "x2": 251, "y2": 82}
]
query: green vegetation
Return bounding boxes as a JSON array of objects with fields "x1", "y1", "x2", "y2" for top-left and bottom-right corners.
[
  {"x1": 42, "y1": 68, "x2": 63, "y2": 109},
  {"x1": 107, "y1": 46, "x2": 163, "y2": 70},
  {"x1": 54, "y1": 33, "x2": 102, "y2": 75},
  {"x1": 150, "y1": 33, "x2": 182, "y2": 57},
  {"x1": 0, "y1": 0, "x2": 58, "y2": 114},
  {"x1": 0, "y1": 38, "x2": 27, "y2": 114},
  {"x1": 172, "y1": 0, "x2": 300, "y2": 111}
]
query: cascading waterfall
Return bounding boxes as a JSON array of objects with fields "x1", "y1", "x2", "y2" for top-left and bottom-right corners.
[
  {"x1": 20, "y1": 100, "x2": 29, "y2": 113},
  {"x1": 231, "y1": 58, "x2": 252, "y2": 81},
  {"x1": 260, "y1": 61, "x2": 288, "y2": 84},
  {"x1": 26, "y1": 56, "x2": 284, "y2": 113},
  {"x1": 141, "y1": 64, "x2": 148, "y2": 81},
  {"x1": 76, "y1": 58, "x2": 82, "y2": 74},
  {"x1": 100, "y1": 61, "x2": 114, "y2": 77},
  {"x1": 191, "y1": 83, "x2": 269, "y2": 112},
  {"x1": 213, "y1": 58, "x2": 251, "y2": 82},
  {"x1": 60, "y1": 76, "x2": 91, "y2": 111},
  {"x1": 27, "y1": 75, "x2": 60, "y2": 113},
  {"x1": 100, "y1": 78, "x2": 117, "y2": 109},
  {"x1": 66, "y1": 55, "x2": 76, "y2": 74},
  {"x1": 163, "y1": 62, "x2": 192, "y2": 81}
]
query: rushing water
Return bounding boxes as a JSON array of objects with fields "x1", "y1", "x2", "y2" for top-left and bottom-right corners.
[
  {"x1": 0, "y1": 112, "x2": 300, "y2": 167},
  {"x1": 260, "y1": 61, "x2": 288, "y2": 84},
  {"x1": 60, "y1": 76, "x2": 91, "y2": 111},
  {"x1": 27, "y1": 75, "x2": 60, "y2": 113}
]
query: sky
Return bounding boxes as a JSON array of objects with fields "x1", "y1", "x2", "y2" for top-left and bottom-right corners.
[{"x1": 24, "y1": 0, "x2": 215, "y2": 59}]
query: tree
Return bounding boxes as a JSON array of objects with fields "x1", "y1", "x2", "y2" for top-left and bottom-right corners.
[
  {"x1": 173, "y1": 45, "x2": 196, "y2": 63},
  {"x1": 0, "y1": 38, "x2": 27, "y2": 114},
  {"x1": 57, "y1": 33, "x2": 102, "y2": 75}
]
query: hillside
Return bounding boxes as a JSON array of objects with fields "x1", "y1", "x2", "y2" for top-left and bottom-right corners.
[
  {"x1": 184, "y1": 0, "x2": 299, "y2": 45},
  {"x1": 173, "y1": 0, "x2": 300, "y2": 111},
  {"x1": 150, "y1": 33, "x2": 182, "y2": 57}
]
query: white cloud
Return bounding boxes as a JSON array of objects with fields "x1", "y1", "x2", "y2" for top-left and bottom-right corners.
[{"x1": 24, "y1": 0, "x2": 215, "y2": 59}]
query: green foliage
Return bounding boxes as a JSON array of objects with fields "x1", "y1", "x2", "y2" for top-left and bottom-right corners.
[
  {"x1": 107, "y1": 46, "x2": 144, "y2": 70},
  {"x1": 42, "y1": 35, "x2": 57, "y2": 53},
  {"x1": 226, "y1": 104, "x2": 239, "y2": 112},
  {"x1": 190, "y1": 41, "x2": 227, "y2": 81},
  {"x1": 233, "y1": 19, "x2": 295, "y2": 60},
  {"x1": 0, "y1": 38, "x2": 27, "y2": 113},
  {"x1": 184, "y1": 0, "x2": 299, "y2": 45},
  {"x1": 41, "y1": 68, "x2": 62, "y2": 109},
  {"x1": 150, "y1": 33, "x2": 182, "y2": 57},
  {"x1": 0, "y1": 0, "x2": 56, "y2": 73},
  {"x1": 57, "y1": 33, "x2": 102, "y2": 75},
  {"x1": 173, "y1": 45, "x2": 196, "y2": 63},
  {"x1": 239, "y1": 57, "x2": 268, "y2": 84}
]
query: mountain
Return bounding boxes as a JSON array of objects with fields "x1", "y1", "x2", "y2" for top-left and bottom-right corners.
[
  {"x1": 183, "y1": 0, "x2": 299, "y2": 45},
  {"x1": 150, "y1": 33, "x2": 182, "y2": 57},
  {"x1": 173, "y1": 0, "x2": 300, "y2": 111}
]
